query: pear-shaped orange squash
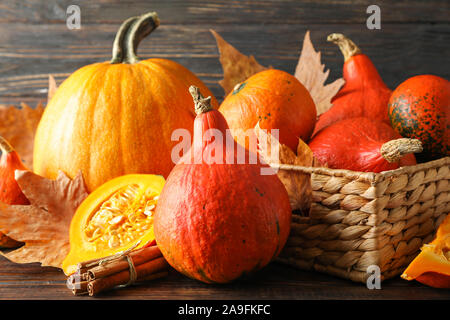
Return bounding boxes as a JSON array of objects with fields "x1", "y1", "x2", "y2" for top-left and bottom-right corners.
[
  {"x1": 154, "y1": 86, "x2": 292, "y2": 284},
  {"x1": 313, "y1": 34, "x2": 391, "y2": 135},
  {"x1": 0, "y1": 136, "x2": 28, "y2": 248},
  {"x1": 33, "y1": 12, "x2": 217, "y2": 192}
]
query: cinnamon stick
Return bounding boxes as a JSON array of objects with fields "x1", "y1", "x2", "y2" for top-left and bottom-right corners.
[
  {"x1": 87, "y1": 257, "x2": 169, "y2": 296},
  {"x1": 87, "y1": 245, "x2": 162, "y2": 281},
  {"x1": 67, "y1": 245, "x2": 169, "y2": 296},
  {"x1": 72, "y1": 281, "x2": 89, "y2": 296},
  {"x1": 76, "y1": 245, "x2": 159, "y2": 272}
]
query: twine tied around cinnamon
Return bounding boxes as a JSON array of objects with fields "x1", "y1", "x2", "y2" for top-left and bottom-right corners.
[{"x1": 88, "y1": 240, "x2": 141, "y2": 287}]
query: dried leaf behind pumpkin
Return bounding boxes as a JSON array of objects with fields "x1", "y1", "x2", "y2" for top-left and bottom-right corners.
[
  {"x1": 0, "y1": 170, "x2": 88, "y2": 269},
  {"x1": 0, "y1": 103, "x2": 44, "y2": 168},
  {"x1": 48, "y1": 74, "x2": 58, "y2": 101},
  {"x1": 294, "y1": 31, "x2": 345, "y2": 115},
  {"x1": 210, "y1": 29, "x2": 267, "y2": 95},
  {"x1": 255, "y1": 123, "x2": 322, "y2": 214}
]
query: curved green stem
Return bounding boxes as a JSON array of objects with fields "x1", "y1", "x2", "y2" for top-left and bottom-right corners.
[{"x1": 111, "y1": 12, "x2": 160, "y2": 64}]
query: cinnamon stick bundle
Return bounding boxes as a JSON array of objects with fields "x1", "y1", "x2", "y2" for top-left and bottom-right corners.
[{"x1": 66, "y1": 245, "x2": 169, "y2": 296}]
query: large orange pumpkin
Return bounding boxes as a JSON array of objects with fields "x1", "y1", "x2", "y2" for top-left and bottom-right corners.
[
  {"x1": 219, "y1": 69, "x2": 316, "y2": 152},
  {"x1": 33, "y1": 12, "x2": 217, "y2": 191}
]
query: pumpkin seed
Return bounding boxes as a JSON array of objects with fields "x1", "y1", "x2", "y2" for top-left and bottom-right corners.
[{"x1": 83, "y1": 183, "x2": 159, "y2": 251}]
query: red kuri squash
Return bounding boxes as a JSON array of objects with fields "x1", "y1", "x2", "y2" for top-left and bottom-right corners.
[
  {"x1": 313, "y1": 34, "x2": 392, "y2": 135},
  {"x1": 154, "y1": 86, "x2": 292, "y2": 284},
  {"x1": 0, "y1": 136, "x2": 28, "y2": 248},
  {"x1": 309, "y1": 118, "x2": 421, "y2": 172}
]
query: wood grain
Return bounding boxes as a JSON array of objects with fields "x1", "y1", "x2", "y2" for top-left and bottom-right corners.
[
  {"x1": 0, "y1": 23, "x2": 448, "y2": 105},
  {"x1": 0, "y1": 255, "x2": 448, "y2": 300},
  {"x1": 0, "y1": 0, "x2": 449, "y2": 300},
  {"x1": 1, "y1": 0, "x2": 449, "y2": 24}
]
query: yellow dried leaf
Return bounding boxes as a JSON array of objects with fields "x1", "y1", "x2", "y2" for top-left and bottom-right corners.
[
  {"x1": 0, "y1": 103, "x2": 44, "y2": 168},
  {"x1": 255, "y1": 123, "x2": 321, "y2": 213},
  {"x1": 211, "y1": 29, "x2": 267, "y2": 95},
  {"x1": 294, "y1": 31, "x2": 345, "y2": 115},
  {"x1": 48, "y1": 74, "x2": 58, "y2": 101},
  {"x1": 0, "y1": 170, "x2": 88, "y2": 269}
]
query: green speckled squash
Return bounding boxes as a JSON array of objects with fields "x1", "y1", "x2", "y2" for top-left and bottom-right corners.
[{"x1": 388, "y1": 75, "x2": 449, "y2": 162}]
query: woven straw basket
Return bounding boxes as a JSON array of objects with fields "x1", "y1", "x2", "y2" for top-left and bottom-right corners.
[{"x1": 277, "y1": 156, "x2": 450, "y2": 283}]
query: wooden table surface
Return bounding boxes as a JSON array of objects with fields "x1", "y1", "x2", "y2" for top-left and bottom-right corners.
[{"x1": 0, "y1": 0, "x2": 449, "y2": 300}]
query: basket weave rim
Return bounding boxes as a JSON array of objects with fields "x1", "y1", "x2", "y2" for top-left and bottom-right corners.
[{"x1": 272, "y1": 156, "x2": 450, "y2": 184}]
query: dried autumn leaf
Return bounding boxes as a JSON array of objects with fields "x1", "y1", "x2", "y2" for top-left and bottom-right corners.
[
  {"x1": 255, "y1": 123, "x2": 320, "y2": 213},
  {"x1": 294, "y1": 31, "x2": 345, "y2": 115},
  {"x1": 0, "y1": 103, "x2": 44, "y2": 168},
  {"x1": 48, "y1": 74, "x2": 58, "y2": 101},
  {"x1": 211, "y1": 29, "x2": 267, "y2": 95},
  {"x1": 0, "y1": 170, "x2": 88, "y2": 269}
]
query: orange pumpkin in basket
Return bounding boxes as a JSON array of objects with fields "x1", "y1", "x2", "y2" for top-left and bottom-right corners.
[
  {"x1": 219, "y1": 69, "x2": 316, "y2": 152},
  {"x1": 33, "y1": 12, "x2": 218, "y2": 192},
  {"x1": 313, "y1": 33, "x2": 392, "y2": 135}
]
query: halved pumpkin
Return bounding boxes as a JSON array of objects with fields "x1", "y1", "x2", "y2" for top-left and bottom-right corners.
[
  {"x1": 62, "y1": 174, "x2": 165, "y2": 275},
  {"x1": 401, "y1": 214, "x2": 450, "y2": 288}
]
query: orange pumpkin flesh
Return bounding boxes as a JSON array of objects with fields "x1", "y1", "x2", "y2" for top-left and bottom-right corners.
[
  {"x1": 154, "y1": 87, "x2": 292, "y2": 284},
  {"x1": 0, "y1": 136, "x2": 28, "y2": 248},
  {"x1": 401, "y1": 214, "x2": 450, "y2": 288},
  {"x1": 62, "y1": 174, "x2": 165, "y2": 275},
  {"x1": 219, "y1": 69, "x2": 316, "y2": 152},
  {"x1": 33, "y1": 12, "x2": 217, "y2": 192}
]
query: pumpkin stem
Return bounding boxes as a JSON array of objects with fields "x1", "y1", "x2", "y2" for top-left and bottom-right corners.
[
  {"x1": 111, "y1": 12, "x2": 160, "y2": 64},
  {"x1": 380, "y1": 138, "x2": 423, "y2": 163},
  {"x1": 327, "y1": 33, "x2": 361, "y2": 62},
  {"x1": 0, "y1": 135, "x2": 14, "y2": 154},
  {"x1": 189, "y1": 86, "x2": 213, "y2": 115}
]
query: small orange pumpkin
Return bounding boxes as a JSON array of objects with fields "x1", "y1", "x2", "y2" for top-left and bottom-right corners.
[
  {"x1": 219, "y1": 69, "x2": 316, "y2": 152},
  {"x1": 401, "y1": 214, "x2": 450, "y2": 288},
  {"x1": 62, "y1": 174, "x2": 165, "y2": 275},
  {"x1": 33, "y1": 12, "x2": 217, "y2": 192}
]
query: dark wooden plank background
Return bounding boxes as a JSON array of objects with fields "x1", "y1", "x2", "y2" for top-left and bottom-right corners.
[
  {"x1": 0, "y1": 0, "x2": 449, "y2": 299},
  {"x1": 0, "y1": 0, "x2": 449, "y2": 105}
]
